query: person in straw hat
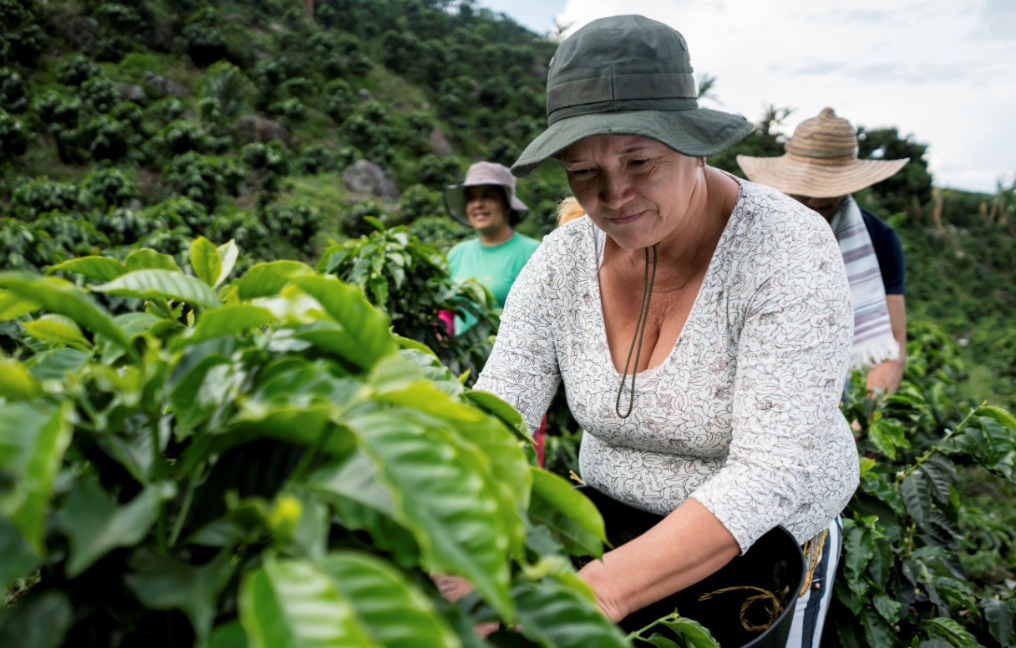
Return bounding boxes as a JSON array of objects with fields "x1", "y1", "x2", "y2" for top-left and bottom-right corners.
[
  {"x1": 737, "y1": 108, "x2": 909, "y2": 393},
  {"x1": 466, "y1": 14, "x2": 856, "y2": 647}
]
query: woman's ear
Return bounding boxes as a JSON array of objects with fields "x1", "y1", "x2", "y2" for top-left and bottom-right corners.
[{"x1": 697, "y1": 157, "x2": 706, "y2": 167}]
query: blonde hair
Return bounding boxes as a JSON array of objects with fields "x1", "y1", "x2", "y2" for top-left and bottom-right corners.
[{"x1": 557, "y1": 197, "x2": 586, "y2": 225}]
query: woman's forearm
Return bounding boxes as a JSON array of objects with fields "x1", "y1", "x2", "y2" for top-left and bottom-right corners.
[{"x1": 577, "y1": 497, "x2": 740, "y2": 622}]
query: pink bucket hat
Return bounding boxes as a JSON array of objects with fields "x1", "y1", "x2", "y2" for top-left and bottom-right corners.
[{"x1": 445, "y1": 161, "x2": 530, "y2": 226}]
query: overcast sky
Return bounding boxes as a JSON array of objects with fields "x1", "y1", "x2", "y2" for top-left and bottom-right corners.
[{"x1": 480, "y1": 0, "x2": 1016, "y2": 194}]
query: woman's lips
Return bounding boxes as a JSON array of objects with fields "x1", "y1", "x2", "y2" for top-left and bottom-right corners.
[{"x1": 607, "y1": 210, "x2": 645, "y2": 225}]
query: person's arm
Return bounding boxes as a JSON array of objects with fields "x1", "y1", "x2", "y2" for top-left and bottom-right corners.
[
  {"x1": 579, "y1": 497, "x2": 740, "y2": 622},
  {"x1": 579, "y1": 213, "x2": 857, "y2": 622},
  {"x1": 472, "y1": 241, "x2": 562, "y2": 436},
  {"x1": 866, "y1": 295, "x2": 906, "y2": 393}
]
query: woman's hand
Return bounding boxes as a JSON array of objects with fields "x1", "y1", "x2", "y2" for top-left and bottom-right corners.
[
  {"x1": 577, "y1": 559, "x2": 630, "y2": 623},
  {"x1": 574, "y1": 498, "x2": 740, "y2": 624}
]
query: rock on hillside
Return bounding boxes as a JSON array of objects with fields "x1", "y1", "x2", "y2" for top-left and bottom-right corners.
[{"x1": 343, "y1": 160, "x2": 400, "y2": 200}]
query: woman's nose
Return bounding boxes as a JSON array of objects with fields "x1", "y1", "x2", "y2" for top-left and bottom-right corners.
[{"x1": 599, "y1": 173, "x2": 632, "y2": 209}]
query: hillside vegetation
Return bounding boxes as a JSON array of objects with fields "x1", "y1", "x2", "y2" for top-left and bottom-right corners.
[{"x1": 3, "y1": 1, "x2": 1016, "y2": 647}]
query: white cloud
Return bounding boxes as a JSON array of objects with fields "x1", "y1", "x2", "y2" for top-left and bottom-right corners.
[{"x1": 550, "y1": 0, "x2": 1016, "y2": 192}]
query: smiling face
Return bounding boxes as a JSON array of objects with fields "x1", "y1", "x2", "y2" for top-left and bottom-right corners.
[
  {"x1": 789, "y1": 194, "x2": 847, "y2": 223},
  {"x1": 561, "y1": 135, "x2": 703, "y2": 250},
  {"x1": 464, "y1": 184, "x2": 511, "y2": 233}
]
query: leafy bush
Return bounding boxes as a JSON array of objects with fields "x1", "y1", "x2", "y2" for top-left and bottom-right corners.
[
  {"x1": 57, "y1": 54, "x2": 101, "y2": 86},
  {"x1": 320, "y1": 223, "x2": 500, "y2": 381},
  {"x1": 0, "y1": 236, "x2": 625, "y2": 648},
  {"x1": 294, "y1": 143, "x2": 335, "y2": 175},
  {"x1": 267, "y1": 97, "x2": 307, "y2": 124},
  {"x1": 140, "y1": 196, "x2": 208, "y2": 231},
  {"x1": 0, "y1": 67, "x2": 27, "y2": 113},
  {"x1": 207, "y1": 210, "x2": 270, "y2": 254},
  {"x1": 405, "y1": 215, "x2": 472, "y2": 255},
  {"x1": 341, "y1": 199, "x2": 386, "y2": 239},
  {"x1": 78, "y1": 114, "x2": 141, "y2": 161},
  {"x1": 199, "y1": 60, "x2": 253, "y2": 118},
  {"x1": 152, "y1": 119, "x2": 211, "y2": 157},
  {"x1": 148, "y1": 96, "x2": 186, "y2": 125},
  {"x1": 86, "y1": 167, "x2": 138, "y2": 207},
  {"x1": 397, "y1": 183, "x2": 444, "y2": 221},
  {"x1": 262, "y1": 202, "x2": 322, "y2": 252},
  {"x1": 240, "y1": 141, "x2": 288, "y2": 200},
  {"x1": 164, "y1": 151, "x2": 222, "y2": 211},
  {"x1": 180, "y1": 8, "x2": 228, "y2": 67},
  {"x1": 0, "y1": 107, "x2": 28, "y2": 163},
  {"x1": 415, "y1": 153, "x2": 461, "y2": 189},
  {"x1": 30, "y1": 91, "x2": 81, "y2": 133},
  {"x1": 9, "y1": 177, "x2": 92, "y2": 219},
  {"x1": 0, "y1": 0, "x2": 46, "y2": 67}
]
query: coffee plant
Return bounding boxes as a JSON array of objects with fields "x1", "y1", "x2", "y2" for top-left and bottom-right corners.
[{"x1": 0, "y1": 239, "x2": 630, "y2": 648}]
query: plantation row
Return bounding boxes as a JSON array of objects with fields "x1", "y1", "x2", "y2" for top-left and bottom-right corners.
[{"x1": 2, "y1": 0, "x2": 1016, "y2": 646}]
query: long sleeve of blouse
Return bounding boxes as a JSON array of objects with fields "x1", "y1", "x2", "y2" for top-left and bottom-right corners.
[{"x1": 475, "y1": 181, "x2": 859, "y2": 552}]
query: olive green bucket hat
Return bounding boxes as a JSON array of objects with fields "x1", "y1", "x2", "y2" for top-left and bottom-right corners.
[{"x1": 511, "y1": 14, "x2": 753, "y2": 178}]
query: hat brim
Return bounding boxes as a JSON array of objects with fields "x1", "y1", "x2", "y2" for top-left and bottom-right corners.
[
  {"x1": 736, "y1": 154, "x2": 909, "y2": 198},
  {"x1": 511, "y1": 109, "x2": 753, "y2": 178},
  {"x1": 444, "y1": 183, "x2": 530, "y2": 225}
]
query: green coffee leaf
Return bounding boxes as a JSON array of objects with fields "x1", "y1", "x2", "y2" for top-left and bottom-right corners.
[
  {"x1": 652, "y1": 616, "x2": 721, "y2": 648},
  {"x1": 48, "y1": 256, "x2": 127, "y2": 282},
  {"x1": 206, "y1": 622, "x2": 248, "y2": 648},
  {"x1": 873, "y1": 593, "x2": 902, "y2": 622},
  {"x1": 0, "y1": 290, "x2": 41, "y2": 320},
  {"x1": 0, "y1": 400, "x2": 72, "y2": 553},
  {"x1": 512, "y1": 578, "x2": 629, "y2": 648},
  {"x1": 900, "y1": 470, "x2": 931, "y2": 527},
  {"x1": 289, "y1": 275, "x2": 398, "y2": 369},
  {"x1": 125, "y1": 248, "x2": 182, "y2": 273},
  {"x1": 26, "y1": 348, "x2": 90, "y2": 382},
  {"x1": 925, "y1": 617, "x2": 978, "y2": 648},
  {"x1": 216, "y1": 240, "x2": 240, "y2": 288},
  {"x1": 237, "y1": 261, "x2": 313, "y2": 300},
  {"x1": 984, "y1": 598, "x2": 1012, "y2": 647},
  {"x1": 346, "y1": 409, "x2": 514, "y2": 620},
  {"x1": 58, "y1": 479, "x2": 177, "y2": 577},
  {"x1": 528, "y1": 468, "x2": 607, "y2": 559},
  {"x1": 861, "y1": 608, "x2": 895, "y2": 648},
  {"x1": 979, "y1": 405, "x2": 1016, "y2": 431},
  {"x1": 0, "y1": 359, "x2": 42, "y2": 400},
  {"x1": 466, "y1": 390, "x2": 534, "y2": 443},
  {"x1": 191, "y1": 237, "x2": 222, "y2": 287},
  {"x1": 0, "y1": 515, "x2": 42, "y2": 591},
  {"x1": 94, "y1": 269, "x2": 221, "y2": 307},
  {"x1": 239, "y1": 556, "x2": 381, "y2": 648},
  {"x1": 323, "y1": 552, "x2": 462, "y2": 648},
  {"x1": 23, "y1": 314, "x2": 92, "y2": 350},
  {"x1": 128, "y1": 548, "x2": 234, "y2": 642},
  {"x1": 169, "y1": 305, "x2": 278, "y2": 351},
  {"x1": 0, "y1": 272, "x2": 127, "y2": 348},
  {"x1": 0, "y1": 591, "x2": 72, "y2": 648}
]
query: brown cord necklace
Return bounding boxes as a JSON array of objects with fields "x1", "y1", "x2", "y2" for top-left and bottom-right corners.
[{"x1": 615, "y1": 244, "x2": 659, "y2": 418}]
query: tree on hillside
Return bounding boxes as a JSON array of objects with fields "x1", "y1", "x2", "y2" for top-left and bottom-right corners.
[{"x1": 857, "y1": 126, "x2": 933, "y2": 216}]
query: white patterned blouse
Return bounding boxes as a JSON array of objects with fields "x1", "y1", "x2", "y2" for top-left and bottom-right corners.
[{"x1": 474, "y1": 179, "x2": 860, "y2": 552}]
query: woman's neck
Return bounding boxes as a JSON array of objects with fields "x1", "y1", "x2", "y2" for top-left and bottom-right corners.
[{"x1": 478, "y1": 225, "x2": 514, "y2": 246}]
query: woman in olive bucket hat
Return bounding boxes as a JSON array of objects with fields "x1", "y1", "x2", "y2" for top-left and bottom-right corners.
[
  {"x1": 471, "y1": 15, "x2": 857, "y2": 648},
  {"x1": 737, "y1": 108, "x2": 909, "y2": 395}
]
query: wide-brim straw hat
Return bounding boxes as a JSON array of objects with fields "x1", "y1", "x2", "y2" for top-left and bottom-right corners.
[
  {"x1": 736, "y1": 108, "x2": 909, "y2": 198},
  {"x1": 445, "y1": 161, "x2": 529, "y2": 226},
  {"x1": 510, "y1": 15, "x2": 753, "y2": 178}
]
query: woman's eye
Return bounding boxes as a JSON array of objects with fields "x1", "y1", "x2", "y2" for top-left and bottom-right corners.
[
  {"x1": 630, "y1": 159, "x2": 650, "y2": 166},
  {"x1": 568, "y1": 168, "x2": 592, "y2": 177}
]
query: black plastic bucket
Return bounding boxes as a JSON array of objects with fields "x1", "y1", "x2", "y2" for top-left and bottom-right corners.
[{"x1": 574, "y1": 486, "x2": 806, "y2": 648}]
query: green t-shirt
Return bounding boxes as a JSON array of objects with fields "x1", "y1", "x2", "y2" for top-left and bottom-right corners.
[{"x1": 447, "y1": 233, "x2": 541, "y2": 332}]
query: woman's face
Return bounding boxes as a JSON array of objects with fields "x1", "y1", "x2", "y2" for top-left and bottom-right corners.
[
  {"x1": 464, "y1": 185, "x2": 510, "y2": 232},
  {"x1": 561, "y1": 135, "x2": 702, "y2": 250}
]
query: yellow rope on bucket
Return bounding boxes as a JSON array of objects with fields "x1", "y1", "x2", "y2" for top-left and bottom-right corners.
[{"x1": 698, "y1": 585, "x2": 790, "y2": 633}]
